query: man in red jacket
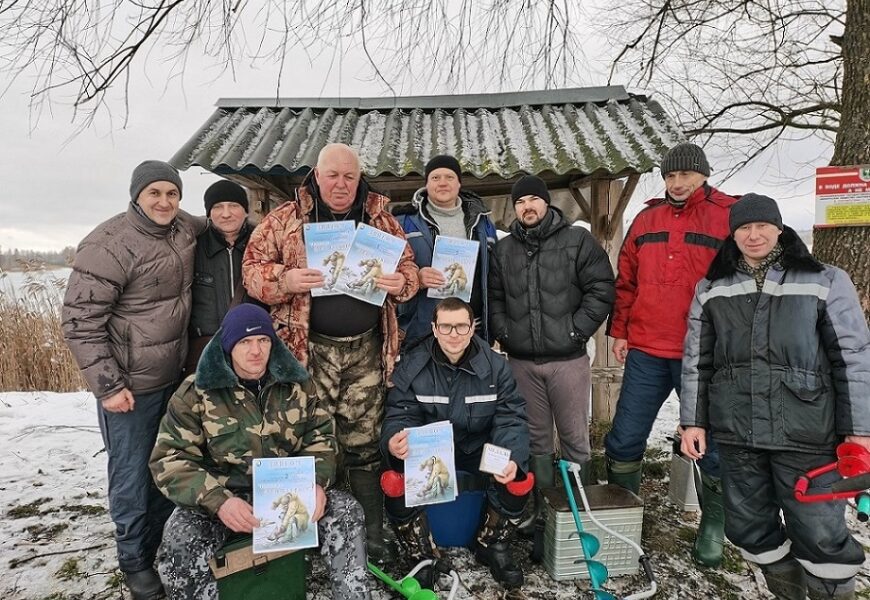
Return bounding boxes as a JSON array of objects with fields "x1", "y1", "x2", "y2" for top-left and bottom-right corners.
[{"x1": 604, "y1": 143, "x2": 737, "y2": 567}]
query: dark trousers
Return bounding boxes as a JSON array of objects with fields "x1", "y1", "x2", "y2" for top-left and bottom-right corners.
[
  {"x1": 719, "y1": 444, "x2": 864, "y2": 580},
  {"x1": 385, "y1": 452, "x2": 529, "y2": 522},
  {"x1": 97, "y1": 386, "x2": 176, "y2": 572},
  {"x1": 604, "y1": 348, "x2": 720, "y2": 477}
]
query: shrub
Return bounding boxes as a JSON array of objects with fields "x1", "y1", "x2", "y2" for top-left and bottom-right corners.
[{"x1": 0, "y1": 264, "x2": 85, "y2": 392}]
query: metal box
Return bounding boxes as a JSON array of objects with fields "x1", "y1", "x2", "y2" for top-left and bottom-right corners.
[
  {"x1": 541, "y1": 484, "x2": 644, "y2": 581},
  {"x1": 668, "y1": 452, "x2": 701, "y2": 512}
]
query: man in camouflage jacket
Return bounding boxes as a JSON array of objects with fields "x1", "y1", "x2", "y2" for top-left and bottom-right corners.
[{"x1": 150, "y1": 304, "x2": 371, "y2": 599}]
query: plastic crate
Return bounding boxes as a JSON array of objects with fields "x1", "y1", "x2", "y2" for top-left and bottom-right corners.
[
  {"x1": 541, "y1": 484, "x2": 643, "y2": 581},
  {"x1": 668, "y1": 453, "x2": 700, "y2": 512},
  {"x1": 210, "y1": 535, "x2": 307, "y2": 600}
]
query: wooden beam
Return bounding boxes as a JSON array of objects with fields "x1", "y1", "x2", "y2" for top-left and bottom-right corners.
[
  {"x1": 567, "y1": 185, "x2": 592, "y2": 222},
  {"x1": 605, "y1": 174, "x2": 641, "y2": 241}
]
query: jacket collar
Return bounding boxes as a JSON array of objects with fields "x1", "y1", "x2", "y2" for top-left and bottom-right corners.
[
  {"x1": 195, "y1": 333, "x2": 309, "y2": 391},
  {"x1": 509, "y1": 205, "x2": 567, "y2": 240},
  {"x1": 646, "y1": 184, "x2": 733, "y2": 211},
  {"x1": 297, "y1": 169, "x2": 387, "y2": 220},
  {"x1": 706, "y1": 225, "x2": 823, "y2": 281},
  {"x1": 393, "y1": 335, "x2": 493, "y2": 390},
  {"x1": 201, "y1": 221, "x2": 253, "y2": 257},
  {"x1": 126, "y1": 201, "x2": 176, "y2": 238}
]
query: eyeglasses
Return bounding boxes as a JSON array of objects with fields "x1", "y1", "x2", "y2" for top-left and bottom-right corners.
[{"x1": 435, "y1": 323, "x2": 472, "y2": 335}]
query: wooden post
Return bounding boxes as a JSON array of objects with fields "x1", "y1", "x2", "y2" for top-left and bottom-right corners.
[{"x1": 589, "y1": 178, "x2": 627, "y2": 424}]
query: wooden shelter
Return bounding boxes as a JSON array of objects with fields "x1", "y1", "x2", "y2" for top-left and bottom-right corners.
[{"x1": 170, "y1": 86, "x2": 685, "y2": 421}]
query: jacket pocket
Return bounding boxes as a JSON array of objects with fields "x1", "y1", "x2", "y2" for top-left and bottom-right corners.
[
  {"x1": 205, "y1": 420, "x2": 247, "y2": 464},
  {"x1": 707, "y1": 379, "x2": 750, "y2": 443},
  {"x1": 467, "y1": 398, "x2": 497, "y2": 433},
  {"x1": 781, "y1": 376, "x2": 835, "y2": 445}
]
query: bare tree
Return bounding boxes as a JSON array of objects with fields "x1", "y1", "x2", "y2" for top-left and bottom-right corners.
[
  {"x1": 606, "y1": 0, "x2": 870, "y2": 318},
  {"x1": 0, "y1": 1, "x2": 589, "y2": 124}
]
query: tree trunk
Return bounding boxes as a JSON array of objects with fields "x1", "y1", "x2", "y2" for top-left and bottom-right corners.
[{"x1": 813, "y1": 0, "x2": 870, "y2": 323}]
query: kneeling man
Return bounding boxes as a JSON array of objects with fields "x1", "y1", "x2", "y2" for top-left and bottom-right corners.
[
  {"x1": 380, "y1": 298, "x2": 532, "y2": 589},
  {"x1": 150, "y1": 304, "x2": 371, "y2": 599}
]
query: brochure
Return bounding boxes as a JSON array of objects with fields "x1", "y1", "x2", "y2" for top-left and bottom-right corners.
[
  {"x1": 252, "y1": 456, "x2": 318, "y2": 553},
  {"x1": 335, "y1": 223, "x2": 407, "y2": 307},
  {"x1": 427, "y1": 235, "x2": 480, "y2": 303},
  {"x1": 404, "y1": 420, "x2": 457, "y2": 507},
  {"x1": 303, "y1": 221, "x2": 356, "y2": 297}
]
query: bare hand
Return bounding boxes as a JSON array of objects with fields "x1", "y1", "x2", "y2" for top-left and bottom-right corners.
[
  {"x1": 311, "y1": 485, "x2": 327, "y2": 522},
  {"x1": 845, "y1": 435, "x2": 870, "y2": 453},
  {"x1": 217, "y1": 497, "x2": 260, "y2": 533},
  {"x1": 494, "y1": 460, "x2": 518, "y2": 485},
  {"x1": 283, "y1": 268, "x2": 325, "y2": 293},
  {"x1": 612, "y1": 338, "x2": 628, "y2": 364},
  {"x1": 101, "y1": 388, "x2": 135, "y2": 413},
  {"x1": 680, "y1": 426, "x2": 707, "y2": 460},
  {"x1": 376, "y1": 272, "x2": 406, "y2": 296},
  {"x1": 388, "y1": 431, "x2": 409, "y2": 461},
  {"x1": 418, "y1": 267, "x2": 446, "y2": 290}
]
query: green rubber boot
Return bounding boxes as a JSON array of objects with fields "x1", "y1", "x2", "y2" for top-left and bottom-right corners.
[
  {"x1": 692, "y1": 472, "x2": 725, "y2": 568},
  {"x1": 760, "y1": 555, "x2": 807, "y2": 600},
  {"x1": 517, "y1": 453, "x2": 555, "y2": 538},
  {"x1": 605, "y1": 457, "x2": 642, "y2": 495}
]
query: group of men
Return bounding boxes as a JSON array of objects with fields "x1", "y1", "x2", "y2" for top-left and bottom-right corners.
[{"x1": 61, "y1": 141, "x2": 869, "y2": 600}]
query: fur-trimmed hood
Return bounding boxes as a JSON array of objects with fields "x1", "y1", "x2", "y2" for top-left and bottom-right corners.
[
  {"x1": 194, "y1": 333, "x2": 309, "y2": 391},
  {"x1": 706, "y1": 225, "x2": 823, "y2": 281}
]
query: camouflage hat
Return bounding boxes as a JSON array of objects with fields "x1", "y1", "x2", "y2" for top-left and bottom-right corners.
[{"x1": 220, "y1": 304, "x2": 276, "y2": 353}]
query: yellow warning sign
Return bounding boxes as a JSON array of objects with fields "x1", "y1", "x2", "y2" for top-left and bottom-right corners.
[{"x1": 825, "y1": 203, "x2": 870, "y2": 224}]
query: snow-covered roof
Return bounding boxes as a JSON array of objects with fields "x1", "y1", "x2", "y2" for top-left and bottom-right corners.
[{"x1": 169, "y1": 87, "x2": 683, "y2": 201}]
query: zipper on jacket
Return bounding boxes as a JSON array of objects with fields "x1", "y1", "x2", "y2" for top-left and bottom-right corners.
[{"x1": 226, "y1": 246, "x2": 234, "y2": 303}]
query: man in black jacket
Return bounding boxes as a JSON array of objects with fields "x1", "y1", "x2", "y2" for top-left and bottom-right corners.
[
  {"x1": 187, "y1": 180, "x2": 254, "y2": 372},
  {"x1": 380, "y1": 298, "x2": 532, "y2": 589},
  {"x1": 489, "y1": 175, "x2": 615, "y2": 527}
]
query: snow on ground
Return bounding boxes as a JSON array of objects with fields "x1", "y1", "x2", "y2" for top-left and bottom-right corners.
[{"x1": 1, "y1": 391, "x2": 868, "y2": 599}]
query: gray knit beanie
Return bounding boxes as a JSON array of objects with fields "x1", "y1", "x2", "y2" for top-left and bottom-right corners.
[
  {"x1": 660, "y1": 143, "x2": 710, "y2": 178},
  {"x1": 130, "y1": 160, "x2": 183, "y2": 202},
  {"x1": 729, "y1": 193, "x2": 783, "y2": 234}
]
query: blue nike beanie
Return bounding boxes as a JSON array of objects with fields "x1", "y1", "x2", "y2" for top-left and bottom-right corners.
[{"x1": 220, "y1": 304, "x2": 277, "y2": 354}]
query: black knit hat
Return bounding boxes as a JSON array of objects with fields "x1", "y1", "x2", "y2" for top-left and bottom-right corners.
[
  {"x1": 129, "y1": 160, "x2": 183, "y2": 202},
  {"x1": 204, "y1": 180, "x2": 249, "y2": 214},
  {"x1": 220, "y1": 304, "x2": 277, "y2": 354},
  {"x1": 511, "y1": 175, "x2": 551, "y2": 204},
  {"x1": 660, "y1": 143, "x2": 711, "y2": 178},
  {"x1": 729, "y1": 193, "x2": 783, "y2": 234},
  {"x1": 425, "y1": 155, "x2": 462, "y2": 182}
]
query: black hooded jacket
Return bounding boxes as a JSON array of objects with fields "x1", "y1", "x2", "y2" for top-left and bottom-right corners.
[{"x1": 489, "y1": 207, "x2": 615, "y2": 361}]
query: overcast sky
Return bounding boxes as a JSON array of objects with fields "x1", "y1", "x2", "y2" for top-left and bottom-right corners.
[{"x1": 0, "y1": 18, "x2": 828, "y2": 252}]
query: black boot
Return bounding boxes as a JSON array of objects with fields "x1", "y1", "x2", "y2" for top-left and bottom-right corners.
[
  {"x1": 348, "y1": 469, "x2": 397, "y2": 563},
  {"x1": 393, "y1": 512, "x2": 440, "y2": 590},
  {"x1": 124, "y1": 568, "x2": 165, "y2": 600},
  {"x1": 807, "y1": 573, "x2": 856, "y2": 600},
  {"x1": 518, "y1": 453, "x2": 555, "y2": 538},
  {"x1": 760, "y1": 555, "x2": 807, "y2": 600},
  {"x1": 473, "y1": 507, "x2": 523, "y2": 589}
]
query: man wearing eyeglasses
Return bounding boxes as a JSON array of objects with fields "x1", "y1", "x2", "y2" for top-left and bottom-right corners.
[{"x1": 379, "y1": 297, "x2": 532, "y2": 590}]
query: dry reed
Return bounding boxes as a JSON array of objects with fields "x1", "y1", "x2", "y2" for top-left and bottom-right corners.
[{"x1": 0, "y1": 264, "x2": 85, "y2": 392}]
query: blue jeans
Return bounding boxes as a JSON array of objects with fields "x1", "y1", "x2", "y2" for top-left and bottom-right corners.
[
  {"x1": 97, "y1": 385, "x2": 177, "y2": 572},
  {"x1": 604, "y1": 349, "x2": 719, "y2": 477}
]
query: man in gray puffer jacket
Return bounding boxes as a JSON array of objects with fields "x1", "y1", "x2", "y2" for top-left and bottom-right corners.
[{"x1": 62, "y1": 160, "x2": 204, "y2": 600}]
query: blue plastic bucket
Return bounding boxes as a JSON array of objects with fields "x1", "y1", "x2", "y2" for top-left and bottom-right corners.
[{"x1": 425, "y1": 489, "x2": 486, "y2": 547}]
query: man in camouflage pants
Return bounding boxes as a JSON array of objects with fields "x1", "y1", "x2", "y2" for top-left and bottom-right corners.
[
  {"x1": 243, "y1": 143, "x2": 419, "y2": 561},
  {"x1": 150, "y1": 304, "x2": 371, "y2": 599}
]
